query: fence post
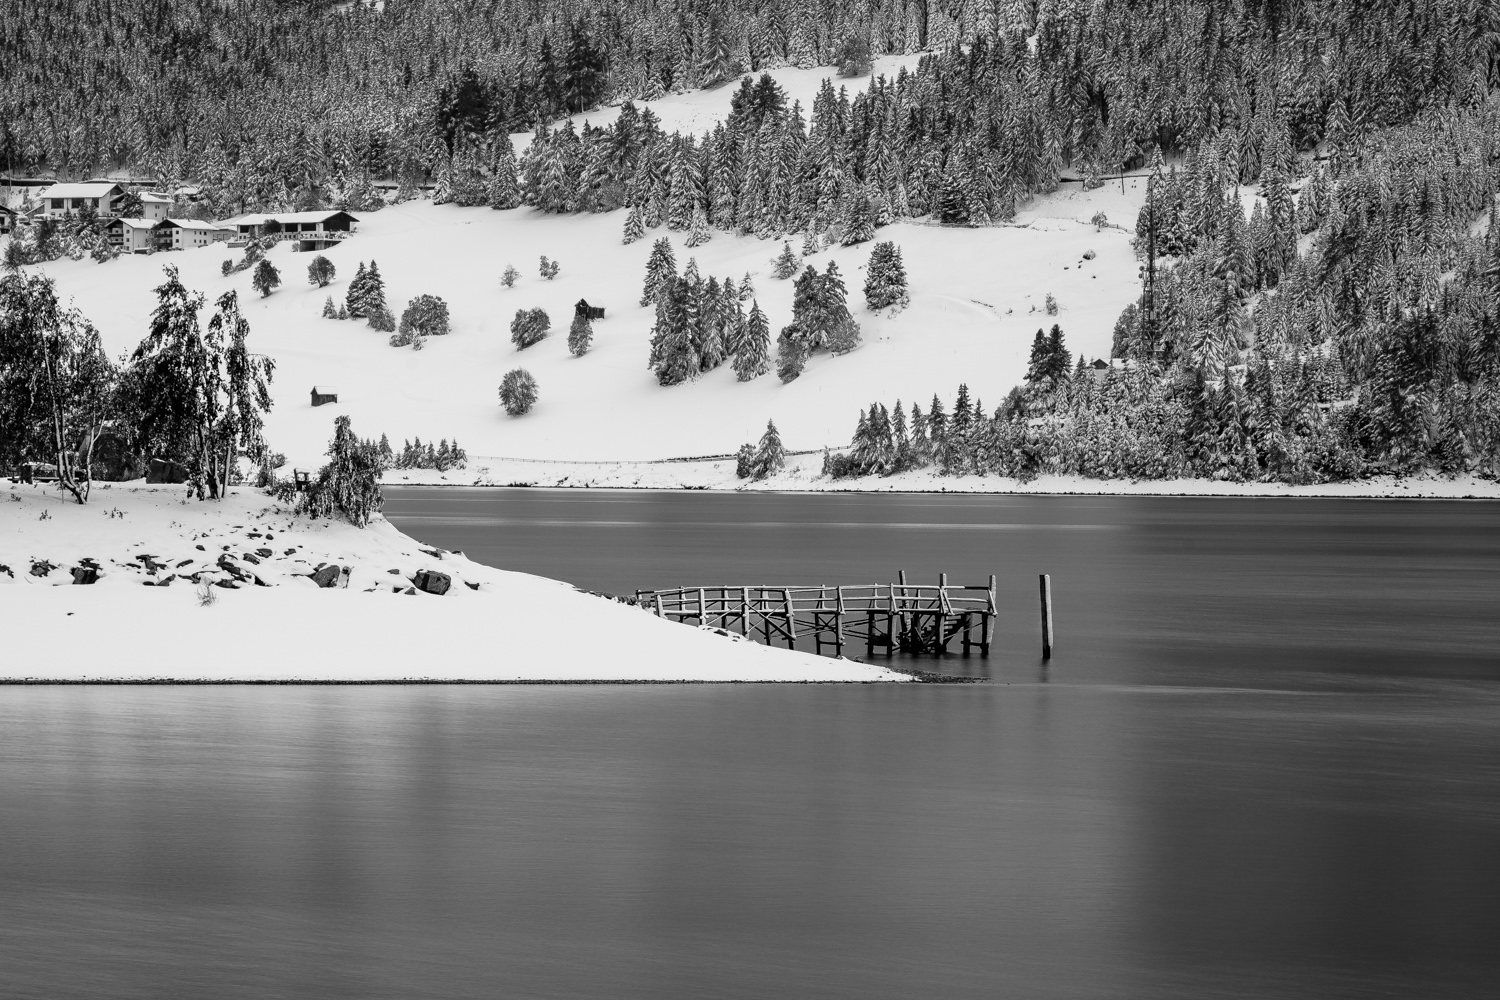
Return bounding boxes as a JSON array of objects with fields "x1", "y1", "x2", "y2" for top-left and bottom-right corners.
[{"x1": 1039, "y1": 574, "x2": 1054, "y2": 659}]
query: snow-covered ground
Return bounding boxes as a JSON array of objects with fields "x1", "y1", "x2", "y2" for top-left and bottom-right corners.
[
  {"x1": 25, "y1": 179, "x2": 1143, "y2": 474},
  {"x1": 386, "y1": 454, "x2": 1500, "y2": 498},
  {"x1": 0, "y1": 481, "x2": 906, "y2": 683}
]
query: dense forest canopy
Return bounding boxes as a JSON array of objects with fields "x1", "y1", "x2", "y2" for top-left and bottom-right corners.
[{"x1": 5, "y1": 0, "x2": 1497, "y2": 215}]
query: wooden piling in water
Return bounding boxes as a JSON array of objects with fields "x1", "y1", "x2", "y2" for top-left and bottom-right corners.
[{"x1": 1039, "y1": 573, "x2": 1054, "y2": 659}]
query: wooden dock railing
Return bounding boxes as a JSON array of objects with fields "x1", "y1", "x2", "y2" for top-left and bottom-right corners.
[{"x1": 636, "y1": 573, "x2": 997, "y2": 658}]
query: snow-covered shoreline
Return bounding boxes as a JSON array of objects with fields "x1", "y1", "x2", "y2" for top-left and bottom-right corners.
[
  {"x1": 0, "y1": 481, "x2": 907, "y2": 683},
  {"x1": 386, "y1": 455, "x2": 1500, "y2": 500}
]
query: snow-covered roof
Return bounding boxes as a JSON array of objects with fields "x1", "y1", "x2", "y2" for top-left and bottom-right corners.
[
  {"x1": 218, "y1": 210, "x2": 358, "y2": 226},
  {"x1": 138, "y1": 192, "x2": 172, "y2": 204},
  {"x1": 42, "y1": 182, "x2": 123, "y2": 199},
  {"x1": 106, "y1": 217, "x2": 157, "y2": 230},
  {"x1": 161, "y1": 218, "x2": 226, "y2": 231}
]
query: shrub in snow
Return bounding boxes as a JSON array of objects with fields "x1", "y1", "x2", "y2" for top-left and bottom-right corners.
[
  {"x1": 1082, "y1": 248, "x2": 1096, "y2": 260},
  {"x1": 735, "y1": 443, "x2": 755, "y2": 479},
  {"x1": 307, "y1": 255, "x2": 336, "y2": 287},
  {"x1": 1091, "y1": 211, "x2": 1108, "y2": 230},
  {"x1": 510, "y1": 307, "x2": 550, "y2": 349},
  {"x1": 1045, "y1": 293, "x2": 1059, "y2": 315},
  {"x1": 368, "y1": 304, "x2": 395, "y2": 332},
  {"x1": 499, "y1": 368, "x2": 538, "y2": 415},
  {"x1": 501, "y1": 264, "x2": 520, "y2": 288},
  {"x1": 539, "y1": 255, "x2": 560, "y2": 280},
  {"x1": 568, "y1": 312, "x2": 594, "y2": 357},
  {"x1": 251, "y1": 259, "x2": 281, "y2": 297},
  {"x1": 863, "y1": 241, "x2": 909, "y2": 310},
  {"x1": 221, "y1": 259, "x2": 234, "y2": 276},
  {"x1": 392, "y1": 294, "x2": 449, "y2": 349}
]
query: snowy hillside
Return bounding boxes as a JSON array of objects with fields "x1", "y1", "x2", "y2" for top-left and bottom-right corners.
[
  {"x1": 1, "y1": 480, "x2": 906, "y2": 682},
  {"x1": 29, "y1": 181, "x2": 1144, "y2": 469}
]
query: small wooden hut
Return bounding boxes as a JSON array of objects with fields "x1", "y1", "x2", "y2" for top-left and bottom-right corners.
[
  {"x1": 574, "y1": 299, "x2": 605, "y2": 321},
  {"x1": 310, "y1": 386, "x2": 339, "y2": 406}
]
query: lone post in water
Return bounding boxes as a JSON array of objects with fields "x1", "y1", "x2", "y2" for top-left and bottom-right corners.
[{"x1": 1039, "y1": 574, "x2": 1054, "y2": 659}]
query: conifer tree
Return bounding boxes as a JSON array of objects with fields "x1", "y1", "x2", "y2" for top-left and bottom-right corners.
[
  {"x1": 648, "y1": 276, "x2": 700, "y2": 385},
  {"x1": 841, "y1": 191, "x2": 876, "y2": 245},
  {"x1": 347, "y1": 261, "x2": 369, "y2": 315},
  {"x1": 322, "y1": 296, "x2": 337, "y2": 319},
  {"x1": 739, "y1": 272, "x2": 755, "y2": 300},
  {"x1": 802, "y1": 225, "x2": 819, "y2": 256},
  {"x1": 777, "y1": 323, "x2": 809, "y2": 381},
  {"x1": 773, "y1": 242, "x2": 799, "y2": 278},
  {"x1": 337, "y1": 303, "x2": 348, "y2": 320},
  {"x1": 568, "y1": 311, "x2": 594, "y2": 356},
  {"x1": 685, "y1": 204, "x2": 712, "y2": 247},
  {"x1": 641, "y1": 237, "x2": 677, "y2": 306},
  {"x1": 501, "y1": 264, "x2": 520, "y2": 288},
  {"x1": 363, "y1": 262, "x2": 387, "y2": 316},
  {"x1": 752, "y1": 419, "x2": 786, "y2": 479},
  {"x1": 735, "y1": 300, "x2": 771, "y2": 380},
  {"x1": 864, "y1": 241, "x2": 909, "y2": 309},
  {"x1": 622, "y1": 204, "x2": 646, "y2": 244}
]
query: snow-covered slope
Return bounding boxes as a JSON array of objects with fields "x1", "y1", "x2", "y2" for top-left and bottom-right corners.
[
  {"x1": 30, "y1": 178, "x2": 1144, "y2": 469},
  {"x1": 0, "y1": 481, "x2": 906, "y2": 682}
]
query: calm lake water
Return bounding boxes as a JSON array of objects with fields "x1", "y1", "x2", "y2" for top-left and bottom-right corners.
[{"x1": 2, "y1": 489, "x2": 1498, "y2": 998}]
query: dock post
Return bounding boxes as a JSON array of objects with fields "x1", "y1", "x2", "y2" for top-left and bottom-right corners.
[
  {"x1": 783, "y1": 588, "x2": 796, "y2": 649},
  {"x1": 741, "y1": 586, "x2": 751, "y2": 636},
  {"x1": 983, "y1": 574, "x2": 995, "y2": 656},
  {"x1": 654, "y1": 592, "x2": 665, "y2": 619},
  {"x1": 1040, "y1": 573, "x2": 1054, "y2": 659}
]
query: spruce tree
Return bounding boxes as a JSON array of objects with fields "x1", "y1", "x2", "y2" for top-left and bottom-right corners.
[
  {"x1": 364, "y1": 262, "x2": 387, "y2": 315},
  {"x1": 568, "y1": 311, "x2": 594, "y2": 356},
  {"x1": 501, "y1": 264, "x2": 520, "y2": 288},
  {"x1": 752, "y1": 419, "x2": 786, "y2": 479},
  {"x1": 622, "y1": 204, "x2": 645, "y2": 244},
  {"x1": 773, "y1": 242, "x2": 799, "y2": 279},
  {"x1": 346, "y1": 261, "x2": 369, "y2": 316},
  {"x1": 337, "y1": 303, "x2": 348, "y2": 320},
  {"x1": 841, "y1": 192, "x2": 876, "y2": 245},
  {"x1": 739, "y1": 272, "x2": 755, "y2": 300},
  {"x1": 641, "y1": 237, "x2": 677, "y2": 306},
  {"x1": 776, "y1": 323, "x2": 809, "y2": 381},
  {"x1": 322, "y1": 296, "x2": 337, "y2": 318},
  {"x1": 685, "y1": 203, "x2": 712, "y2": 247},
  {"x1": 735, "y1": 300, "x2": 771, "y2": 380},
  {"x1": 648, "y1": 276, "x2": 699, "y2": 385},
  {"x1": 802, "y1": 225, "x2": 819, "y2": 256},
  {"x1": 864, "y1": 241, "x2": 909, "y2": 309}
]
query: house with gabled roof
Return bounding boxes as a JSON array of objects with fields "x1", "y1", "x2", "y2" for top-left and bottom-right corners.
[
  {"x1": 217, "y1": 210, "x2": 359, "y2": 250},
  {"x1": 154, "y1": 218, "x2": 234, "y2": 251},
  {"x1": 103, "y1": 216, "x2": 157, "y2": 252},
  {"x1": 41, "y1": 182, "x2": 125, "y2": 218},
  {"x1": 138, "y1": 192, "x2": 172, "y2": 222}
]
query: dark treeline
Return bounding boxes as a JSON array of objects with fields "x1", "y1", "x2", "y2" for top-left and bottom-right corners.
[{"x1": 8, "y1": 1, "x2": 1493, "y2": 222}]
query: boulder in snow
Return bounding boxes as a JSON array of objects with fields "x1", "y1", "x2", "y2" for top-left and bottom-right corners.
[{"x1": 413, "y1": 570, "x2": 451, "y2": 596}]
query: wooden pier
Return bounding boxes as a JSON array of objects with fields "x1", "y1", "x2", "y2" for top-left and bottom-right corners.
[{"x1": 635, "y1": 573, "x2": 996, "y2": 658}]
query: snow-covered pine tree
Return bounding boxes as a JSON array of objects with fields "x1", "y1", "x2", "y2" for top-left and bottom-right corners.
[
  {"x1": 863, "y1": 241, "x2": 909, "y2": 309},
  {"x1": 776, "y1": 322, "x2": 809, "y2": 381},
  {"x1": 622, "y1": 204, "x2": 646, "y2": 244},
  {"x1": 752, "y1": 419, "x2": 786, "y2": 479},
  {"x1": 773, "y1": 242, "x2": 799, "y2": 278},
  {"x1": 568, "y1": 311, "x2": 594, "y2": 356},
  {"x1": 700, "y1": 276, "x2": 726, "y2": 369},
  {"x1": 801, "y1": 224, "x2": 819, "y2": 256},
  {"x1": 822, "y1": 260, "x2": 862, "y2": 354},
  {"x1": 641, "y1": 237, "x2": 677, "y2": 306},
  {"x1": 739, "y1": 272, "x2": 755, "y2": 300},
  {"x1": 364, "y1": 262, "x2": 387, "y2": 316},
  {"x1": 841, "y1": 191, "x2": 876, "y2": 245},
  {"x1": 501, "y1": 264, "x2": 520, "y2": 288},
  {"x1": 488, "y1": 139, "x2": 522, "y2": 210},
  {"x1": 322, "y1": 296, "x2": 337, "y2": 319},
  {"x1": 685, "y1": 203, "x2": 712, "y2": 247},
  {"x1": 346, "y1": 261, "x2": 369, "y2": 316},
  {"x1": 734, "y1": 300, "x2": 771, "y2": 380},
  {"x1": 648, "y1": 276, "x2": 700, "y2": 385},
  {"x1": 337, "y1": 303, "x2": 348, "y2": 320}
]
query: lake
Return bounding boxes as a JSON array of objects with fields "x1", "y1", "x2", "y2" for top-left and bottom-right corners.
[{"x1": 2, "y1": 489, "x2": 1497, "y2": 998}]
